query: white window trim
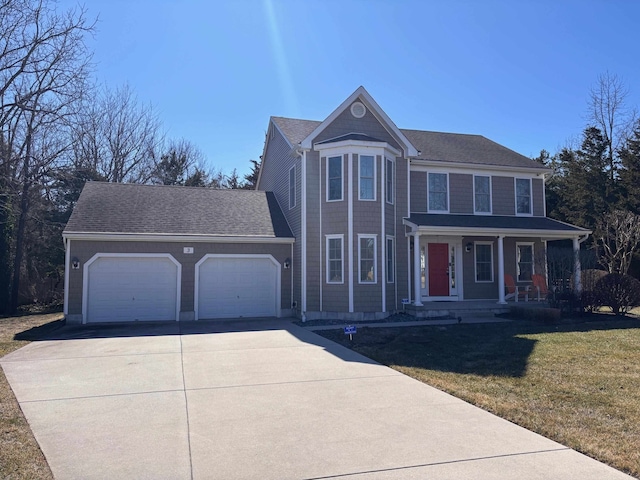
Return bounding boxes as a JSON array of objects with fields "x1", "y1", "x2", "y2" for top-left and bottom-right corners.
[
  {"x1": 386, "y1": 158, "x2": 394, "y2": 205},
  {"x1": 326, "y1": 155, "x2": 343, "y2": 202},
  {"x1": 474, "y1": 241, "x2": 494, "y2": 283},
  {"x1": 386, "y1": 235, "x2": 394, "y2": 283},
  {"x1": 473, "y1": 174, "x2": 492, "y2": 215},
  {"x1": 516, "y1": 242, "x2": 535, "y2": 283},
  {"x1": 326, "y1": 234, "x2": 344, "y2": 284},
  {"x1": 515, "y1": 177, "x2": 533, "y2": 216},
  {"x1": 427, "y1": 172, "x2": 450, "y2": 213},
  {"x1": 358, "y1": 154, "x2": 376, "y2": 201},
  {"x1": 358, "y1": 234, "x2": 377, "y2": 284},
  {"x1": 289, "y1": 165, "x2": 296, "y2": 209}
]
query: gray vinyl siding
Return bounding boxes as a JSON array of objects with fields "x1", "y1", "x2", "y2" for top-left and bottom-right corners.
[
  {"x1": 258, "y1": 124, "x2": 301, "y2": 314},
  {"x1": 313, "y1": 101, "x2": 402, "y2": 151},
  {"x1": 410, "y1": 171, "x2": 427, "y2": 213},
  {"x1": 461, "y1": 236, "x2": 545, "y2": 300},
  {"x1": 306, "y1": 151, "x2": 322, "y2": 312},
  {"x1": 450, "y1": 173, "x2": 473, "y2": 214},
  {"x1": 67, "y1": 240, "x2": 292, "y2": 318},
  {"x1": 491, "y1": 176, "x2": 515, "y2": 215},
  {"x1": 532, "y1": 178, "x2": 544, "y2": 216}
]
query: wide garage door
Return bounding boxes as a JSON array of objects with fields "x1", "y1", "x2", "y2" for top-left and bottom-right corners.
[
  {"x1": 197, "y1": 255, "x2": 279, "y2": 319},
  {"x1": 86, "y1": 255, "x2": 179, "y2": 323}
]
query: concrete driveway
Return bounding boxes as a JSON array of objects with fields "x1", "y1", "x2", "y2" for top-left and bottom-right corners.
[{"x1": 1, "y1": 320, "x2": 633, "y2": 480}]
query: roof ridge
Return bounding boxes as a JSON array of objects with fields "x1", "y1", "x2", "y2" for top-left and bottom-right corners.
[{"x1": 86, "y1": 182, "x2": 266, "y2": 193}]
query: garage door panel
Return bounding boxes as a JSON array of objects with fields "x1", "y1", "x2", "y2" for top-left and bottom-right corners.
[
  {"x1": 198, "y1": 257, "x2": 278, "y2": 319},
  {"x1": 87, "y1": 256, "x2": 178, "y2": 323}
]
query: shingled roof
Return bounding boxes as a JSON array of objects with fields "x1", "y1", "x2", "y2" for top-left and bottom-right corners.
[
  {"x1": 271, "y1": 116, "x2": 546, "y2": 171},
  {"x1": 64, "y1": 182, "x2": 294, "y2": 239}
]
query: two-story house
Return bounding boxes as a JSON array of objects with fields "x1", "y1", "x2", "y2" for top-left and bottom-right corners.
[
  {"x1": 257, "y1": 86, "x2": 589, "y2": 321},
  {"x1": 62, "y1": 87, "x2": 589, "y2": 324}
]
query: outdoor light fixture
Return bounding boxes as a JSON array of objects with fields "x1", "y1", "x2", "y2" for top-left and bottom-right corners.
[
  {"x1": 465, "y1": 243, "x2": 473, "y2": 253},
  {"x1": 72, "y1": 257, "x2": 80, "y2": 269},
  {"x1": 284, "y1": 258, "x2": 291, "y2": 269}
]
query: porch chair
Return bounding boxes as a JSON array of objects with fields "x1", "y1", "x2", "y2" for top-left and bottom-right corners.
[
  {"x1": 531, "y1": 274, "x2": 549, "y2": 301},
  {"x1": 504, "y1": 274, "x2": 529, "y2": 302}
]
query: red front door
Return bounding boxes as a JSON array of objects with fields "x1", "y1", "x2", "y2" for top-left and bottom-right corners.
[{"x1": 428, "y1": 243, "x2": 450, "y2": 296}]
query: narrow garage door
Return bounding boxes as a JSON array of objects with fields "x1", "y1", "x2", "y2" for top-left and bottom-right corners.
[
  {"x1": 197, "y1": 256, "x2": 278, "y2": 319},
  {"x1": 86, "y1": 256, "x2": 179, "y2": 323}
]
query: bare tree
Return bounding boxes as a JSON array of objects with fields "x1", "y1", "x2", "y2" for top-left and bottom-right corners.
[
  {"x1": 71, "y1": 84, "x2": 162, "y2": 184},
  {"x1": 594, "y1": 210, "x2": 640, "y2": 275},
  {"x1": 587, "y1": 72, "x2": 637, "y2": 181},
  {"x1": 0, "y1": 0, "x2": 94, "y2": 313}
]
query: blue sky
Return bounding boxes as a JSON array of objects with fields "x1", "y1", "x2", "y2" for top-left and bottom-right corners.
[{"x1": 63, "y1": 0, "x2": 640, "y2": 177}]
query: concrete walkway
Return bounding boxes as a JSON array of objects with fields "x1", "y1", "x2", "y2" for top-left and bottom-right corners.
[{"x1": 1, "y1": 320, "x2": 633, "y2": 480}]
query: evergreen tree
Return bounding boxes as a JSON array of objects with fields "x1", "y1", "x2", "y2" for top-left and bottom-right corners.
[{"x1": 619, "y1": 119, "x2": 640, "y2": 214}]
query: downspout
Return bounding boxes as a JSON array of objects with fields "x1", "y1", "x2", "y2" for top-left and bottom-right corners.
[
  {"x1": 301, "y1": 148, "x2": 307, "y2": 321},
  {"x1": 380, "y1": 155, "x2": 386, "y2": 314}
]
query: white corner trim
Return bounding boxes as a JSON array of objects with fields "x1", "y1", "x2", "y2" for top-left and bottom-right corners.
[
  {"x1": 348, "y1": 153, "x2": 354, "y2": 312},
  {"x1": 63, "y1": 238, "x2": 70, "y2": 316},
  {"x1": 82, "y1": 253, "x2": 182, "y2": 324},
  {"x1": 301, "y1": 150, "x2": 308, "y2": 317}
]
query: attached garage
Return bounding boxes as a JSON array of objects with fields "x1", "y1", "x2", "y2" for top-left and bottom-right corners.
[
  {"x1": 84, "y1": 254, "x2": 180, "y2": 323},
  {"x1": 196, "y1": 255, "x2": 280, "y2": 319}
]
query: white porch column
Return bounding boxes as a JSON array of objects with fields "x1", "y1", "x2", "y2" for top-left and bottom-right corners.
[
  {"x1": 413, "y1": 233, "x2": 423, "y2": 306},
  {"x1": 573, "y1": 237, "x2": 582, "y2": 294},
  {"x1": 497, "y1": 235, "x2": 506, "y2": 304}
]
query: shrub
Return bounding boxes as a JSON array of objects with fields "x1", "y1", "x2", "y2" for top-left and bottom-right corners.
[{"x1": 594, "y1": 273, "x2": 640, "y2": 315}]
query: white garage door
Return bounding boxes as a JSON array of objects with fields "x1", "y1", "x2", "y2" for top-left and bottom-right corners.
[
  {"x1": 197, "y1": 256, "x2": 279, "y2": 319},
  {"x1": 86, "y1": 255, "x2": 179, "y2": 323}
]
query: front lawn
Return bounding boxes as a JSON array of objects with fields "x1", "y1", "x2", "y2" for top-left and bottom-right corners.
[
  {"x1": 1, "y1": 312, "x2": 63, "y2": 480},
  {"x1": 317, "y1": 317, "x2": 640, "y2": 478}
]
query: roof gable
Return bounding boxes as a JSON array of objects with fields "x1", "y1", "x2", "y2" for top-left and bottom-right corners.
[
  {"x1": 64, "y1": 182, "x2": 294, "y2": 239},
  {"x1": 299, "y1": 86, "x2": 419, "y2": 157}
]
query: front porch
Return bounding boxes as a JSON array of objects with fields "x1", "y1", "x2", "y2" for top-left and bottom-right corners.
[{"x1": 403, "y1": 299, "x2": 550, "y2": 319}]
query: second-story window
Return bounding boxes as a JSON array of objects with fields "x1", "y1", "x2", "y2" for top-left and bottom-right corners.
[
  {"x1": 359, "y1": 155, "x2": 375, "y2": 200},
  {"x1": 328, "y1": 156, "x2": 343, "y2": 201},
  {"x1": 386, "y1": 158, "x2": 394, "y2": 204},
  {"x1": 428, "y1": 172, "x2": 448, "y2": 212},
  {"x1": 515, "y1": 178, "x2": 532, "y2": 215},
  {"x1": 474, "y1": 175, "x2": 491, "y2": 214}
]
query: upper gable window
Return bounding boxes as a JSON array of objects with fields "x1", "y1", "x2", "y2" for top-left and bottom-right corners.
[
  {"x1": 359, "y1": 155, "x2": 375, "y2": 201},
  {"x1": 515, "y1": 178, "x2": 532, "y2": 215},
  {"x1": 289, "y1": 165, "x2": 296, "y2": 209},
  {"x1": 474, "y1": 175, "x2": 491, "y2": 214},
  {"x1": 385, "y1": 158, "x2": 394, "y2": 204},
  {"x1": 428, "y1": 172, "x2": 448, "y2": 212},
  {"x1": 327, "y1": 156, "x2": 343, "y2": 201}
]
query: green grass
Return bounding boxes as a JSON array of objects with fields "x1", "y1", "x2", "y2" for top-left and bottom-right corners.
[
  {"x1": 1, "y1": 312, "x2": 63, "y2": 480},
  {"x1": 318, "y1": 317, "x2": 640, "y2": 478}
]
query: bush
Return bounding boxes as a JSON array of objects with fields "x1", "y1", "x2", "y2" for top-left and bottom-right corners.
[{"x1": 594, "y1": 273, "x2": 640, "y2": 315}]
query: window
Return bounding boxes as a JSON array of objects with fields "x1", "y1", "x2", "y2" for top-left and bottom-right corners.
[
  {"x1": 358, "y1": 235, "x2": 377, "y2": 283},
  {"x1": 428, "y1": 172, "x2": 448, "y2": 212},
  {"x1": 474, "y1": 175, "x2": 491, "y2": 214},
  {"x1": 515, "y1": 178, "x2": 532, "y2": 215},
  {"x1": 386, "y1": 158, "x2": 394, "y2": 204},
  {"x1": 517, "y1": 243, "x2": 534, "y2": 282},
  {"x1": 326, "y1": 236, "x2": 343, "y2": 283},
  {"x1": 327, "y1": 156, "x2": 343, "y2": 201},
  {"x1": 359, "y1": 155, "x2": 375, "y2": 200},
  {"x1": 386, "y1": 237, "x2": 394, "y2": 283},
  {"x1": 289, "y1": 165, "x2": 296, "y2": 209},
  {"x1": 475, "y1": 242, "x2": 493, "y2": 282}
]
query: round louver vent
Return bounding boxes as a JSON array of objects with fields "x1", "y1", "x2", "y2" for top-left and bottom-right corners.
[{"x1": 350, "y1": 102, "x2": 366, "y2": 118}]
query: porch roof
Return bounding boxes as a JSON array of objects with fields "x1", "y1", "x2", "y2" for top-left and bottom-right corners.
[{"x1": 404, "y1": 214, "x2": 590, "y2": 239}]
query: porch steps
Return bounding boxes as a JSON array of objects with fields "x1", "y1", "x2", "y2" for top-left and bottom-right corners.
[{"x1": 403, "y1": 300, "x2": 549, "y2": 320}]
